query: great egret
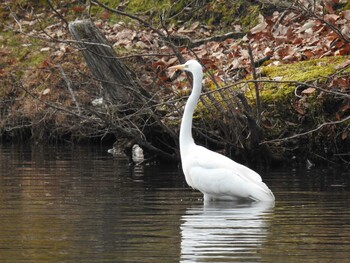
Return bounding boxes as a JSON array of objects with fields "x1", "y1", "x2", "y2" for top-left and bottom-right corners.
[{"x1": 169, "y1": 60, "x2": 275, "y2": 202}]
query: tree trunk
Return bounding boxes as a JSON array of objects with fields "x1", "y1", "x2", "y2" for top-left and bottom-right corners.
[
  {"x1": 68, "y1": 19, "x2": 178, "y2": 162},
  {"x1": 68, "y1": 19, "x2": 150, "y2": 106}
]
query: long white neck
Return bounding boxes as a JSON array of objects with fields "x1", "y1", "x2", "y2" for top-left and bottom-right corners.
[{"x1": 180, "y1": 70, "x2": 203, "y2": 155}]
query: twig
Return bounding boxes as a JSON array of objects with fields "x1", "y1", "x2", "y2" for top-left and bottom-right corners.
[
  {"x1": 219, "y1": 79, "x2": 350, "y2": 98},
  {"x1": 91, "y1": 0, "x2": 186, "y2": 64},
  {"x1": 248, "y1": 79, "x2": 350, "y2": 98},
  {"x1": 10, "y1": 13, "x2": 22, "y2": 33},
  {"x1": 247, "y1": 42, "x2": 261, "y2": 123},
  {"x1": 168, "y1": 32, "x2": 246, "y2": 48},
  {"x1": 118, "y1": 52, "x2": 176, "y2": 59},
  {"x1": 188, "y1": 47, "x2": 222, "y2": 89},
  {"x1": 58, "y1": 64, "x2": 81, "y2": 115},
  {"x1": 289, "y1": 1, "x2": 350, "y2": 43},
  {"x1": 261, "y1": 114, "x2": 350, "y2": 145},
  {"x1": 25, "y1": 14, "x2": 113, "y2": 51},
  {"x1": 18, "y1": 81, "x2": 86, "y2": 120},
  {"x1": 272, "y1": 10, "x2": 288, "y2": 32},
  {"x1": 190, "y1": 32, "x2": 245, "y2": 47},
  {"x1": 87, "y1": 0, "x2": 93, "y2": 18},
  {"x1": 150, "y1": 76, "x2": 350, "y2": 112},
  {"x1": 45, "y1": 0, "x2": 69, "y2": 27}
]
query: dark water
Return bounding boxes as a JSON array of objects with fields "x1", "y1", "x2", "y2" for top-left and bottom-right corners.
[{"x1": 0, "y1": 144, "x2": 349, "y2": 262}]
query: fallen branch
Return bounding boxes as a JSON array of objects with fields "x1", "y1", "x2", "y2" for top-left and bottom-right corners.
[
  {"x1": 261, "y1": 114, "x2": 350, "y2": 145},
  {"x1": 169, "y1": 31, "x2": 246, "y2": 47}
]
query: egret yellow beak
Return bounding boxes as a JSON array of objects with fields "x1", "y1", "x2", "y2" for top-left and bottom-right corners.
[{"x1": 168, "y1": 64, "x2": 186, "y2": 71}]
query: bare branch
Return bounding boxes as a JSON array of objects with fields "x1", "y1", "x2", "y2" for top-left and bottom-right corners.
[
  {"x1": 247, "y1": 42, "x2": 261, "y2": 123},
  {"x1": 18, "y1": 81, "x2": 87, "y2": 120},
  {"x1": 261, "y1": 114, "x2": 350, "y2": 144},
  {"x1": 91, "y1": 0, "x2": 186, "y2": 63},
  {"x1": 58, "y1": 64, "x2": 81, "y2": 115},
  {"x1": 45, "y1": 0, "x2": 69, "y2": 27}
]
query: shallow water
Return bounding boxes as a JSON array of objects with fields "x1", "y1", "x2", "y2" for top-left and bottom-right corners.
[{"x1": 0, "y1": 144, "x2": 349, "y2": 262}]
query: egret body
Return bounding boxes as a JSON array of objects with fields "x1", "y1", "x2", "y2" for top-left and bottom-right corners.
[{"x1": 169, "y1": 60, "x2": 275, "y2": 202}]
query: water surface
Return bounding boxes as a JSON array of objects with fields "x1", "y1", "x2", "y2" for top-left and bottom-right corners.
[{"x1": 0, "y1": 144, "x2": 349, "y2": 262}]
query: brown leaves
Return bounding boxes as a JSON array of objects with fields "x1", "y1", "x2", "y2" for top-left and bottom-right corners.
[
  {"x1": 329, "y1": 76, "x2": 350, "y2": 92},
  {"x1": 250, "y1": 11, "x2": 350, "y2": 62},
  {"x1": 4, "y1": 0, "x2": 349, "y2": 102}
]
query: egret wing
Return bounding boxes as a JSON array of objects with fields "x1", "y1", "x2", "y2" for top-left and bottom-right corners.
[
  {"x1": 184, "y1": 145, "x2": 274, "y2": 201},
  {"x1": 188, "y1": 166, "x2": 250, "y2": 198},
  {"x1": 192, "y1": 145, "x2": 263, "y2": 183}
]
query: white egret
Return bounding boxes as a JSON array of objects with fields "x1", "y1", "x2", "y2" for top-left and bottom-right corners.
[{"x1": 169, "y1": 60, "x2": 275, "y2": 202}]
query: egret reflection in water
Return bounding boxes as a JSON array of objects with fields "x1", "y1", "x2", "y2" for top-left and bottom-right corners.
[{"x1": 180, "y1": 201, "x2": 275, "y2": 262}]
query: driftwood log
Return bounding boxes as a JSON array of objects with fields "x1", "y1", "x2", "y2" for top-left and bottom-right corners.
[{"x1": 69, "y1": 19, "x2": 178, "y2": 162}]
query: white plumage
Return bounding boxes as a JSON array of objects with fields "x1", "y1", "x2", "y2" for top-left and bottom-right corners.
[{"x1": 169, "y1": 60, "x2": 275, "y2": 202}]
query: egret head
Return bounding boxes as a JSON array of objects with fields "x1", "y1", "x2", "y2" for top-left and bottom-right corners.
[{"x1": 169, "y1": 60, "x2": 202, "y2": 75}]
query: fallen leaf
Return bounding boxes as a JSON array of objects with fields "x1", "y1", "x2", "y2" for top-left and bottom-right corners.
[
  {"x1": 272, "y1": 76, "x2": 283, "y2": 81},
  {"x1": 190, "y1": 21, "x2": 200, "y2": 30},
  {"x1": 166, "y1": 57, "x2": 179, "y2": 66},
  {"x1": 335, "y1": 59, "x2": 350, "y2": 70},
  {"x1": 339, "y1": 103, "x2": 350, "y2": 112},
  {"x1": 303, "y1": 50, "x2": 314, "y2": 59},
  {"x1": 40, "y1": 47, "x2": 50, "y2": 52},
  {"x1": 250, "y1": 14, "x2": 267, "y2": 34},
  {"x1": 298, "y1": 22, "x2": 315, "y2": 33},
  {"x1": 341, "y1": 131, "x2": 348, "y2": 140},
  {"x1": 302, "y1": 87, "x2": 316, "y2": 94},
  {"x1": 324, "y1": 1, "x2": 335, "y2": 14},
  {"x1": 342, "y1": 10, "x2": 350, "y2": 20},
  {"x1": 324, "y1": 14, "x2": 339, "y2": 23},
  {"x1": 42, "y1": 88, "x2": 50, "y2": 95},
  {"x1": 292, "y1": 101, "x2": 306, "y2": 115}
]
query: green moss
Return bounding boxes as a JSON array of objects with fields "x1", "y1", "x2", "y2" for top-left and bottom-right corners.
[
  {"x1": 256, "y1": 56, "x2": 350, "y2": 102},
  {"x1": 36, "y1": 83, "x2": 46, "y2": 92},
  {"x1": 0, "y1": 31, "x2": 47, "y2": 69},
  {"x1": 126, "y1": 0, "x2": 171, "y2": 13},
  {"x1": 197, "y1": 1, "x2": 260, "y2": 29},
  {"x1": 261, "y1": 57, "x2": 346, "y2": 82},
  {"x1": 342, "y1": 0, "x2": 350, "y2": 10},
  {"x1": 0, "y1": 30, "x2": 48, "y2": 94},
  {"x1": 240, "y1": 5, "x2": 260, "y2": 29},
  {"x1": 2, "y1": 31, "x2": 21, "y2": 47},
  {"x1": 164, "y1": 0, "x2": 261, "y2": 30},
  {"x1": 27, "y1": 51, "x2": 47, "y2": 67},
  {"x1": 91, "y1": 0, "x2": 171, "y2": 17}
]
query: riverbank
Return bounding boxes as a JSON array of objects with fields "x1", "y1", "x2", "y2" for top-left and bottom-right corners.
[{"x1": 1, "y1": 1, "x2": 349, "y2": 166}]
